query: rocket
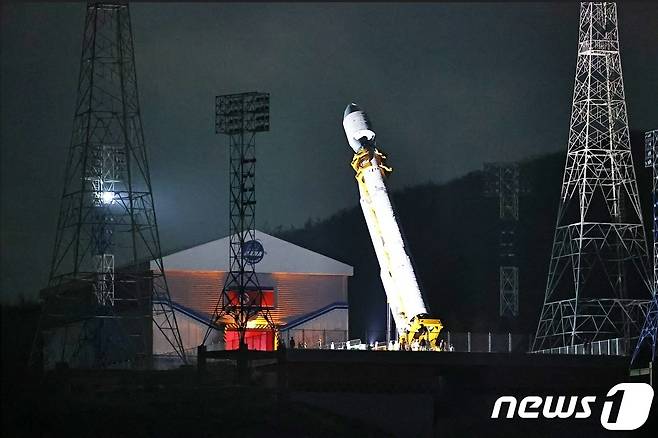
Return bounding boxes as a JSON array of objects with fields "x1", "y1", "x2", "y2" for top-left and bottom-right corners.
[
  {"x1": 342, "y1": 103, "x2": 428, "y2": 336},
  {"x1": 343, "y1": 103, "x2": 376, "y2": 153}
]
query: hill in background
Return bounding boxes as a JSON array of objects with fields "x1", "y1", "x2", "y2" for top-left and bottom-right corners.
[{"x1": 275, "y1": 131, "x2": 653, "y2": 342}]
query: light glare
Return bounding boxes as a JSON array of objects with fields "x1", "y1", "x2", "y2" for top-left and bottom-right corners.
[{"x1": 101, "y1": 191, "x2": 114, "y2": 205}]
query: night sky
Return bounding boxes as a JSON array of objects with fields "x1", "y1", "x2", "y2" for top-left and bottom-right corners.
[{"x1": 1, "y1": 2, "x2": 657, "y2": 302}]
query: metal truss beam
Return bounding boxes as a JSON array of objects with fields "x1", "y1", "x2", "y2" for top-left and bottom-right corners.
[
  {"x1": 31, "y1": 0, "x2": 186, "y2": 369},
  {"x1": 533, "y1": 3, "x2": 651, "y2": 352},
  {"x1": 632, "y1": 129, "x2": 658, "y2": 363},
  {"x1": 203, "y1": 92, "x2": 276, "y2": 349},
  {"x1": 484, "y1": 162, "x2": 521, "y2": 317}
]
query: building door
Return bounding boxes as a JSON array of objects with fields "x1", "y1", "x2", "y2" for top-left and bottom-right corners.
[{"x1": 225, "y1": 329, "x2": 274, "y2": 351}]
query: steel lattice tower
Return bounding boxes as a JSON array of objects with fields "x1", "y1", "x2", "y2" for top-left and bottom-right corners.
[
  {"x1": 532, "y1": 2, "x2": 652, "y2": 352},
  {"x1": 31, "y1": 0, "x2": 186, "y2": 368},
  {"x1": 203, "y1": 92, "x2": 275, "y2": 350},
  {"x1": 632, "y1": 129, "x2": 658, "y2": 363},
  {"x1": 484, "y1": 162, "x2": 520, "y2": 318}
]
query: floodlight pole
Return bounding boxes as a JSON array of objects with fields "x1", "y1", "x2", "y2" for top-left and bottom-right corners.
[
  {"x1": 203, "y1": 92, "x2": 275, "y2": 352},
  {"x1": 386, "y1": 302, "x2": 391, "y2": 345}
]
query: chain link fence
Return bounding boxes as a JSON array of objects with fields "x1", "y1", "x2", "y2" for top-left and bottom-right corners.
[
  {"x1": 533, "y1": 337, "x2": 632, "y2": 356},
  {"x1": 159, "y1": 330, "x2": 632, "y2": 356},
  {"x1": 360, "y1": 330, "x2": 532, "y2": 353},
  {"x1": 280, "y1": 330, "x2": 533, "y2": 352},
  {"x1": 280, "y1": 329, "x2": 349, "y2": 349},
  {"x1": 437, "y1": 331, "x2": 532, "y2": 353}
]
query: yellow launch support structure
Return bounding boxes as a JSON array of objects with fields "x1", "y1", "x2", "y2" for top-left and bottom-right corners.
[
  {"x1": 403, "y1": 315, "x2": 444, "y2": 351},
  {"x1": 351, "y1": 147, "x2": 443, "y2": 350}
]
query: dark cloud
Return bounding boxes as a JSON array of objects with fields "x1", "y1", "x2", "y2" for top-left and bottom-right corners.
[{"x1": 1, "y1": 2, "x2": 657, "y2": 302}]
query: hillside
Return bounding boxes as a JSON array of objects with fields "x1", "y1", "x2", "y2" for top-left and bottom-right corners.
[{"x1": 276, "y1": 131, "x2": 652, "y2": 341}]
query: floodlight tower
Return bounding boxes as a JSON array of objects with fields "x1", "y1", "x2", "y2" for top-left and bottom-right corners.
[
  {"x1": 533, "y1": 2, "x2": 651, "y2": 352},
  {"x1": 31, "y1": 0, "x2": 186, "y2": 368},
  {"x1": 203, "y1": 92, "x2": 274, "y2": 350},
  {"x1": 484, "y1": 163, "x2": 520, "y2": 318},
  {"x1": 632, "y1": 129, "x2": 658, "y2": 363}
]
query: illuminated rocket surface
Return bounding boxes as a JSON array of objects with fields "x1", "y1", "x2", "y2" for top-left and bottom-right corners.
[{"x1": 343, "y1": 103, "x2": 428, "y2": 335}]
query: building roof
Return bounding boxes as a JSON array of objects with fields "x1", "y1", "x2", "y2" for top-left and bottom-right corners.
[{"x1": 154, "y1": 230, "x2": 353, "y2": 276}]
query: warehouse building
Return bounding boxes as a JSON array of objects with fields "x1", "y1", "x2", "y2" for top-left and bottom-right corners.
[{"x1": 152, "y1": 231, "x2": 353, "y2": 355}]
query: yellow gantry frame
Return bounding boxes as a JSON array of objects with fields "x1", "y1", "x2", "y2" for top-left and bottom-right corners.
[{"x1": 351, "y1": 148, "x2": 443, "y2": 349}]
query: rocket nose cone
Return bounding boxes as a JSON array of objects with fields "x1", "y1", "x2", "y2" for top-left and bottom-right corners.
[{"x1": 344, "y1": 103, "x2": 361, "y2": 119}]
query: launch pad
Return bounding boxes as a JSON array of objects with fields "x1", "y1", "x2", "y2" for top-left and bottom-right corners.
[
  {"x1": 195, "y1": 348, "x2": 650, "y2": 437},
  {"x1": 239, "y1": 349, "x2": 629, "y2": 391}
]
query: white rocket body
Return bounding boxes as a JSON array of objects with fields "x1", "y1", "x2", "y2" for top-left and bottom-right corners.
[
  {"x1": 343, "y1": 103, "x2": 376, "y2": 153},
  {"x1": 343, "y1": 104, "x2": 428, "y2": 335}
]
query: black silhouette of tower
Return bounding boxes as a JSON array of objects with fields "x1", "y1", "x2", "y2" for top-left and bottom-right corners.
[
  {"x1": 32, "y1": 0, "x2": 186, "y2": 368},
  {"x1": 484, "y1": 163, "x2": 520, "y2": 318},
  {"x1": 632, "y1": 129, "x2": 658, "y2": 363}
]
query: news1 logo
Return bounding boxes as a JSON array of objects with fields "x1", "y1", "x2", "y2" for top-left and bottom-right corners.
[{"x1": 491, "y1": 383, "x2": 654, "y2": 430}]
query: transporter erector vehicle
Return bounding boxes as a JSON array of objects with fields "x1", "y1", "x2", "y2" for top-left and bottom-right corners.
[{"x1": 342, "y1": 103, "x2": 443, "y2": 350}]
